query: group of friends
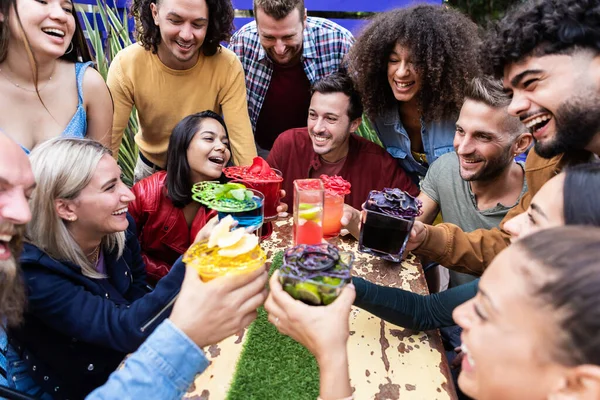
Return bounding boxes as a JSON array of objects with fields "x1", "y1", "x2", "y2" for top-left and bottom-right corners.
[{"x1": 0, "y1": 0, "x2": 600, "y2": 398}]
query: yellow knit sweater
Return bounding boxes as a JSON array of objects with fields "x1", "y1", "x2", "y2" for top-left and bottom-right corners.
[{"x1": 107, "y1": 43, "x2": 256, "y2": 167}]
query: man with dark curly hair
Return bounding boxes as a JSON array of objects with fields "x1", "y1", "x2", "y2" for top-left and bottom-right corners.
[
  {"x1": 407, "y1": 0, "x2": 600, "y2": 276},
  {"x1": 347, "y1": 5, "x2": 481, "y2": 182},
  {"x1": 107, "y1": 0, "x2": 257, "y2": 183},
  {"x1": 229, "y1": 0, "x2": 354, "y2": 156}
]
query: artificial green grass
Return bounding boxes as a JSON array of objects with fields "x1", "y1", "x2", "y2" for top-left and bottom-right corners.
[{"x1": 227, "y1": 251, "x2": 320, "y2": 400}]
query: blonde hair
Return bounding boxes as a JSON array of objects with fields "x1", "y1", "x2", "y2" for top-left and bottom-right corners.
[{"x1": 27, "y1": 138, "x2": 125, "y2": 279}]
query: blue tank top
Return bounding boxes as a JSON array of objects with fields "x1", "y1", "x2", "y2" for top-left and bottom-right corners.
[{"x1": 20, "y1": 61, "x2": 93, "y2": 154}]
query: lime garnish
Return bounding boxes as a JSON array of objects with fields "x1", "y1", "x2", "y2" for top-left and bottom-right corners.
[
  {"x1": 322, "y1": 293, "x2": 337, "y2": 305},
  {"x1": 298, "y1": 203, "x2": 314, "y2": 210},
  {"x1": 294, "y1": 282, "x2": 321, "y2": 305},
  {"x1": 322, "y1": 277, "x2": 342, "y2": 286},
  {"x1": 298, "y1": 207, "x2": 321, "y2": 220},
  {"x1": 283, "y1": 284, "x2": 298, "y2": 299},
  {"x1": 229, "y1": 188, "x2": 247, "y2": 201}
]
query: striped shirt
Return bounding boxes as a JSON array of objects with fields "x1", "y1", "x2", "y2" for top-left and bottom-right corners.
[{"x1": 229, "y1": 17, "x2": 355, "y2": 130}]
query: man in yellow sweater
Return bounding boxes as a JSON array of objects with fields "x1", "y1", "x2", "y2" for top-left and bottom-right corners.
[{"x1": 108, "y1": 0, "x2": 256, "y2": 182}]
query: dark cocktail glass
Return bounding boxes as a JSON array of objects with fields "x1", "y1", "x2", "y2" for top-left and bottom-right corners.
[{"x1": 358, "y1": 188, "x2": 422, "y2": 262}]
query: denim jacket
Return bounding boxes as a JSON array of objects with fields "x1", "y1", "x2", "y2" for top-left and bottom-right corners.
[
  {"x1": 88, "y1": 320, "x2": 208, "y2": 400},
  {"x1": 372, "y1": 107, "x2": 456, "y2": 181}
]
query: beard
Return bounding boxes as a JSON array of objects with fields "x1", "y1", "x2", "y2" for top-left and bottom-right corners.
[
  {"x1": 535, "y1": 89, "x2": 600, "y2": 159},
  {"x1": 0, "y1": 222, "x2": 26, "y2": 328},
  {"x1": 460, "y1": 144, "x2": 515, "y2": 182}
]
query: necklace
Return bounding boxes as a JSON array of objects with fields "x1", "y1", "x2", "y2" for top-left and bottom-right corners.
[
  {"x1": 0, "y1": 65, "x2": 54, "y2": 92},
  {"x1": 87, "y1": 246, "x2": 100, "y2": 265}
]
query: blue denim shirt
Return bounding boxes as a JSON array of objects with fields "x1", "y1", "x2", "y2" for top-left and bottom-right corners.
[
  {"x1": 372, "y1": 107, "x2": 456, "y2": 181},
  {"x1": 88, "y1": 320, "x2": 209, "y2": 400}
]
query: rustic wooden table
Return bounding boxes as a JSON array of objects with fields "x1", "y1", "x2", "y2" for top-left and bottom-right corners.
[{"x1": 186, "y1": 219, "x2": 457, "y2": 400}]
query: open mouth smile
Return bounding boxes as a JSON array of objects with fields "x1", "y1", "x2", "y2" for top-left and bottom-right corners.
[
  {"x1": 42, "y1": 27, "x2": 66, "y2": 38},
  {"x1": 523, "y1": 113, "x2": 552, "y2": 135},
  {"x1": 208, "y1": 156, "x2": 225, "y2": 166},
  {"x1": 0, "y1": 233, "x2": 14, "y2": 259},
  {"x1": 111, "y1": 207, "x2": 128, "y2": 216}
]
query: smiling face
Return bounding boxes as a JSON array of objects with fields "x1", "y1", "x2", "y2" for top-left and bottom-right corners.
[
  {"x1": 255, "y1": 7, "x2": 305, "y2": 66},
  {"x1": 454, "y1": 99, "x2": 519, "y2": 181},
  {"x1": 504, "y1": 173, "x2": 565, "y2": 242},
  {"x1": 387, "y1": 42, "x2": 422, "y2": 104},
  {"x1": 6, "y1": 0, "x2": 76, "y2": 60},
  {"x1": 187, "y1": 117, "x2": 231, "y2": 183},
  {"x1": 503, "y1": 51, "x2": 600, "y2": 159},
  {"x1": 0, "y1": 134, "x2": 34, "y2": 266},
  {"x1": 307, "y1": 91, "x2": 361, "y2": 163},
  {"x1": 0, "y1": 134, "x2": 34, "y2": 327},
  {"x1": 65, "y1": 155, "x2": 135, "y2": 238},
  {"x1": 453, "y1": 247, "x2": 567, "y2": 400},
  {"x1": 151, "y1": 0, "x2": 209, "y2": 70}
]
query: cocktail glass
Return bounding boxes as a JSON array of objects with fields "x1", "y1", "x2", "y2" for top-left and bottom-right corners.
[
  {"x1": 358, "y1": 207, "x2": 415, "y2": 262},
  {"x1": 217, "y1": 189, "x2": 265, "y2": 235},
  {"x1": 278, "y1": 243, "x2": 353, "y2": 306},
  {"x1": 227, "y1": 169, "x2": 283, "y2": 221},
  {"x1": 293, "y1": 179, "x2": 324, "y2": 245},
  {"x1": 322, "y1": 193, "x2": 345, "y2": 239},
  {"x1": 183, "y1": 240, "x2": 266, "y2": 282}
]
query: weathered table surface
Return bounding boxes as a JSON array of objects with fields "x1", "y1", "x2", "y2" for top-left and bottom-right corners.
[{"x1": 186, "y1": 219, "x2": 457, "y2": 400}]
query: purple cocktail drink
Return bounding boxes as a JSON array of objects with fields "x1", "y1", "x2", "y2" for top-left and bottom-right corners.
[{"x1": 358, "y1": 188, "x2": 422, "y2": 262}]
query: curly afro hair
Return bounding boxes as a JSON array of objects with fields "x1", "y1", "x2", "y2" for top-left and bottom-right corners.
[
  {"x1": 131, "y1": 0, "x2": 235, "y2": 57},
  {"x1": 348, "y1": 5, "x2": 481, "y2": 123},
  {"x1": 482, "y1": 0, "x2": 600, "y2": 78}
]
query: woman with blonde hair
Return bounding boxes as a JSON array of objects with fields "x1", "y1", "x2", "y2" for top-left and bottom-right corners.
[
  {"x1": 5, "y1": 138, "x2": 187, "y2": 399},
  {"x1": 0, "y1": 0, "x2": 112, "y2": 152}
]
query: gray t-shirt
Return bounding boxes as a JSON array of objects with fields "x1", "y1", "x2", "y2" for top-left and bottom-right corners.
[
  {"x1": 421, "y1": 152, "x2": 527, "y2": 232},
  {"x1": 421, "y1": 152, "x2": 527, "y2": 286}
]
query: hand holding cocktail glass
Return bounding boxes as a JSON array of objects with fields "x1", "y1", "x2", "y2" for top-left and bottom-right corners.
[{"x1": 265, "y1": 271, "x2": 355, "y2": 400}]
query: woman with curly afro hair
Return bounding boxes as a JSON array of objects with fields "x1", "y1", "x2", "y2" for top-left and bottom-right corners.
[
  {"x1": 348, "y1": 5, "x2": 481, "y2": 181},
  {"x1": 107, "y1": 0, "x2": 257, "y2": 183}
]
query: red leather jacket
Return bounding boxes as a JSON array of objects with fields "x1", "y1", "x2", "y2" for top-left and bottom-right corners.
[{"x1": 129, "y1": 171, "x2": 216, "y2": 283}]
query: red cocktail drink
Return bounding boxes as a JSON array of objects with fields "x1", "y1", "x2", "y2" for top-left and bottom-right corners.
[
  {"x1": 224, "y1": 157, "x2": 283, "y2": 220},
  {"x1": 293, "y1": 179, "x2": 324, "y2": 245}
]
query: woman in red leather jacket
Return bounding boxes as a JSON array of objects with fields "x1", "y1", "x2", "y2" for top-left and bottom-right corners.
[{"x1": 129, "y1": 111, "x2": 229, "y2": 283}]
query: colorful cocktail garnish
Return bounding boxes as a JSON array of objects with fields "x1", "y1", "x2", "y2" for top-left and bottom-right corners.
[
  {"x1": 359, "y1": 188, "x2": 422, "y2": 262},
  {"x1": 279, "y1": 243, "x2": 353, "y2": 306},
  {"x1": 223, "y1": 157, "x2": 283, "y2": 220},
  {"x1": 364, "y1": 188, "x2": 422, "y2": 217},
  {"x1": 192, "y1": 181, "x2": 257, "y2": 212},
  {"x1": 183, "y1": 215, "x2": 266, "y2": 281},
  {"x1": 192, "y1": 181, "x2": 265, "y2": 232},
  {"x1": 320, "y1": 175, "x2": 351, "y2": 239}
]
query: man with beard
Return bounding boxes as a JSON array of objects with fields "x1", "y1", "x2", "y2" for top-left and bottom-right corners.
[
  {"x1": 0, "y1": 133, "x2": 34, "y2": 331},
  {"x1": 417, "y1": 76, "x2": 531, "y2": 288},
  {"x1": 0, "y1": 132, "x2": 268, "y2": 398},
  {"x1": 406, "y1": 0, "x2": 600, "y2": 276},
  {"x1": 267, "y1": 72, "x2": 417, "y2": 212}
]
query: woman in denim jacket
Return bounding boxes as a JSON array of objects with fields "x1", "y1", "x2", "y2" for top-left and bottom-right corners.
[
  {"x1": 349, "y1": 5, "x2": 481, "y2": 182},
  {"x1": 4, "y1": 138, "x2": 201, "y2": 399}
]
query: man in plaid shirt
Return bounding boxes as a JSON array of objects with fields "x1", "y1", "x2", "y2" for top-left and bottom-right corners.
[{"x1": 229, "y1": 0, "x2": 354, "y2": 156}]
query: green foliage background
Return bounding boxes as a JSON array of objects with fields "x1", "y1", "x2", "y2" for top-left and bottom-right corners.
[
  {"x1": 446, "y1": 0, "x2": 524, "y2": 25},
  {"x1": 77, "y1": 1, "x2": 138, "y2": 187}
]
